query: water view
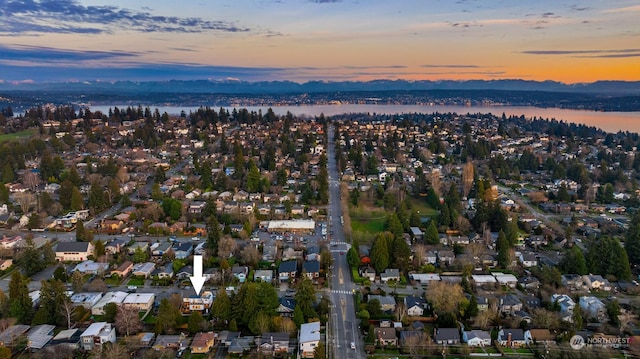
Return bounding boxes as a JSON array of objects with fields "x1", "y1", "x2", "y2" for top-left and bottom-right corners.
[{"x1": 90, "y1": 104, "x2": 640, "y2": 134}]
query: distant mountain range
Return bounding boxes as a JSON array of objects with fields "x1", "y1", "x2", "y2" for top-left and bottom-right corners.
[{"x1": 2, "y1": 79, "x2": 640, "y2": 95}]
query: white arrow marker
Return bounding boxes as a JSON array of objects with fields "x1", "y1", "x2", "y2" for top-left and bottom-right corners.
[{"x1": 189, "y1": 255, "x2": 206, "y2": 295}]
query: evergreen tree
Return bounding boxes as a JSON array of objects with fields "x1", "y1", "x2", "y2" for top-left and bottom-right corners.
[
  {"x1": 188, "y1": 311, "x2": 205, "y2": 334},
  {"x1": 561, "y1": 246, "x2": 588, "y2": 275},
  {"x1": 370, "y1": 232, "x2": 391, "y2": 273},
  {"x1": 211, "y1": 288, "x2": 231, "y2": 322},
  {"x1": 425, "y1": 220, "x2": 439, "y2": 245},
  {"x1": 391, "y1": 237, "x2": 411, "y2": 273},
  {"x1": 8, "y1": 272, "x2": 32, "y2": 323},
  {"x1": 496, "y1": 230, "x2": 510, "y2": 268},
  {"x1": 207, "y1": 218, "x2": 221, "y2": 257},
  {"x1": 625, "y1": 211, "x2": 640, "y2": 265},
  {"x1": 293, "y1": 305, "x2": 304, "y2": 328},
  {"x1": 385, "y1": 213, "x2": 403, "y2": 240},
  {"x1": 295, "y1": 277, "x2": 317, "y2": 320}
]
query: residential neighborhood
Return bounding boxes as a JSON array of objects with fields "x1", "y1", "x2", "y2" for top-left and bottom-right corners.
[{"x1": 0, "y1": 106, "x2": 640, "y2": 358}]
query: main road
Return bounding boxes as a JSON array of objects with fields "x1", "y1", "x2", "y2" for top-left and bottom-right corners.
[{"x1": 326, "y1": 124, "x2": 364, "y2": 359}]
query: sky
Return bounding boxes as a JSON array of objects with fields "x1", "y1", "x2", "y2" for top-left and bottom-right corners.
[{"x1": 0, "y1": 0, "x2": 639, "y2": 83}]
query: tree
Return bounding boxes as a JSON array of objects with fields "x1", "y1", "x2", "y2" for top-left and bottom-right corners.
[
  {"x1": 295, "y1": 276, "x2": 317, "y2": 320},
  {"x1": 8, "y1": 271, "x2": 32, "y2": 323},
  {"x1": 293, "y1": 305, "x2": 304, "y2": 328},
  {"x1": 240, "y1": 245, "x2": 260, "y2": 268},
  {"x1": 188, "y1": 311, "x2": 205, "y2": 334},
  {"x1": 104, "y1": 302, "x2": 119, "y2": 323},
  {"x1": 625, "y1": 211, "x2": 640, "y2": 266},
  {"x1": 94, "y1": 240, "x2": 106, "y2": 258},
  {"x1": 0, "y1": 290, "x2": 9, "y2": 318},
  {"x1": 0, "y1": 347, "x2": 10, "y2": 359},
  {"x1": 561, "y1": 246, "x2": 588, "y2": 275},
  {"x1": 133, "y1": 247, "x2": 149, "y2": 263},
  {"x1": 586, "y1": 236, "x2": 631, "y2": 280},
  {"x1": 211, "y1": 288, "x2": 231, "y2": 322},
  {"x1": 71, "y1": 270, "x2": 85, "y2": 292},
  {"x1": 115, "y1": 306, "x2": 143, "y2": 336},
  {"x1": 424, "y1": 220, "x2": 439, "y2": 245},
  {"x1": 218, "y1": 236, "x2": 237, "y2": 259},
  {"x1": 370, "y1": 232, "x2": 392, "y2": 273},
  {"x1": 462, "y1": 161, "x2": 475, "y2": 199},
  {"x1": 425, "y1": 281, "x2": 465, "y2": 316},
  {"x1": 155, "y1": 298, "x2": 180, "y2": 334},
  {"x1": 17, "y1": 237, "x2": 46, "y2": 276},
  {"x1": 207, "y1": 218, "x2": 221, "y2": 257},
  {"x1": 59, "y1": 298, "x2": 77, "y2": 329},
  {"x1": 42, "y1": 241, "x2": 55, "y2": 265},
  {"x1": 606, "y1": 299, "x2": 621, "y2": 326},
  {"x1": 385, "y1": 213, "x2": 404, "y2": 239},
  {"x1": 346, "y1": 247, "x2": 359, "y2": 268},
  {"x1": 76, "y1": 219, "x2": 86, "y2": 241},
  {"x1": 70, "y1": 186, "x2": 83, "y2": 211},
  {"x1": 33, "y1": 279, "x2": 66, "y2": 325},
  {"x1": 496, "y1": 230, "x2": 510, "y2": 268},
  {"x1": 391, "y1": 236, "x2": 411, "y2": 273},
  {"x1": 314, "y1": 341, "x2": 326, "y2": 359},
  {"x1": 366, "y1": 299, "x2": 382, "y2": 317}
]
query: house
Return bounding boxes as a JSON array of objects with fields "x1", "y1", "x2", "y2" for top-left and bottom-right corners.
[
  {"x1": 73, "y1": 260, "x2": 110, "y2": 275},
  {"x1": 302, "y1": 260, "x2": 320, "y2": 280},
  {"x1": 499, "y1": 294, "x2": 523, "y2": 315},
  {"x1": 0, "y1": 259, "x2": 12, "y2": 271},
  {"x1": 0, "y1": 325, "x2": 30, "y2": 346},
  {"x1": 151, "y1": 241, "x2": 172, "y2": 256},
  {"x1": 374, "y1": 327, "x2": 398, "y2": 346},
  {"x1": 277, "y1": 297, "x2": 296, "y2": 317},
  {"x1": 463, "y1": 330, "x2": 492, "y2": 347},
  {"x1": 579, "y1": 296, "x2": 607, "y2": 321},
  {"x1": 172, "y1": 242, "x2": 193, "y2": 259},
  {"x1": 299, "y1": 322, "x2": 321, "y2": 358},
  {"x1": 190, "y1": 332, "x2": 216, "y2": 354},
  {"x1": 279, "y1": 260, "x2": 297, "y2": 282},
  {"x1": 497, "y1": 328, "x2": 530, "y2": 347},
  {"x1": 551, "y1": 294, "x2": 576, "y2": 322},
  {"x1": 434, "y1": 328, "x2": 460, "y2": 345},
  {"x1": 360, "y1": 266, "x2": 376, "y2": 281},
  {"x1": 380, "y1": 268, "x2": 400, "y2": 283},
  {"x1": 50, "y1": 328, "x2": 81, "y2": 349},
  {"x1": 425, "y1": 250, "x2": 438, "y2": 264},
  {"x1": 105, "y1": 238, "x2": 126, "y2": 254},
  {"x1": 181, "y1": 291, "x2": 214, "y2": 314},
  {"x1": 91, "y1": 291, "x2": 128, "y2": 315},
  {"x1": 528, "y1": 329, "x2": 555, "y2": 344},
  {"x1": 27, "y1": 324, "x2": 55, "y2": 350},
  {"x1": 259, "y1": 332, "x2": 290, "y2": 354},
  {"x1": 404, "y1": 295, "x2": 427, "y2": 316},
  {"x1": 128, "y1": 241, "x2": 149, "y2": 254},
  {"x1": 152, "y1": 263, "x2": 174, "y2": 279},
  {"x1": 176, "y1": 265, "x2": 193, "y2": 280},
  {"x1": 132, "y1": 262, "x2": 155, "y2": 278},
  {"x1": 582, "y1": 274, "x2": 612, "y2": 291},
  {"x1": 253, "y1": 269, "x2": 273, "y2": 283},
  {"x1": 410, "y1": 227, "x2": 424, "y2": 241},
  {"x1": 493, "y1": 272, "x2": 518, "y2": 288},
  {"x1": 70, "y1": 292, "x2": 104, "y2": 309},
  {"x1": 369, "y1": 295, "x2": 397, "y2": 312},
  {"x1": 101, "y1": 219, "x2": 124, "y2": 233},
  {"x1": 122, "y1": 293, "x2": 155, "y2": 312},
  {"x1": 55, "y1": 242, "x2": 94, "y2": 262},
  {"x1": 111, "y1": 261, "x2": 133, "y2": 278},
  {"x1": 231, "y1": 266, "x2": 249, "y2": 283},
  {"x1": 153, "y1": 334, "x2": 189, "y2": 350},
  {"x1": 409, "y1": 273, "x2": 441, "y2": 285},
  {"x1": 519, "y1": 253, "x2": 538, "y2": 267},
  {"x1": 80, "y1": 322, "x2": 116, "y2": 350},
  {"x1": 438, "y1": 250, "x2": 455, "y2": 266}
]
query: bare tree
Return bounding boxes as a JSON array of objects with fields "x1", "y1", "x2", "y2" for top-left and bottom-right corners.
[
  {"x1": 395, "y1": 301, "x2": 406, "y2": 322},
  {"x1": 86, "y1": 278, "x2": 108, "y2": 293},
  {"x1": 15, "y1": 192, "x2": 36, "y2": 213},
  {"x1": 425, "y1": 281, "x2": 465, "y2": 315},
  {"x1": 115, "y1": 306, "x2": 143, "y2": 336},
  {"x1": 430, "y1": 170, "x2": 442, "y2": 197},
  {"x1": 466, "y1": 242, "x2": 488, "y2": 262},
  {"x1": 59, "y1": 298, "x2": 77, "y2": 329},
  {"x1": 116, "y1": 166, "x2": 130, "y2": 193},
  {"x1": 241, "y1": 245, "x2": 260, "y2": 268},
  {"x1": 218, "y1": 236, "x2": 237, "y2": 259},
  {"x1": 462, "y1": 161, "x2": 474, "y2": 199},
  {"x1": 473, "y1": 308, "x2": 498, "y2": 330},
  {"x1": 22, "y1": 171, "x2": 41, "y2": 192},
  {"x1": 412, "y1": 244, "x2": 426, "y2": 268},
  {"x1": 92, "y1": 342, "x2": 129, "y2": 359}
]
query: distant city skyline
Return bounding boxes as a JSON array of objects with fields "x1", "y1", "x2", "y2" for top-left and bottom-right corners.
[{"x1": 1, "y1": 0, "x2": 639, "y2": 83}]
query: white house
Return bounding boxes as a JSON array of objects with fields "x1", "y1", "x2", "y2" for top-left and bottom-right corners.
[
  {"x1": 464, "y1": 330, "x2": 492, "y2": 347},
  {"x1": 80, "y1": 322, "x2": 116, "y2": 350},
  {"x1": 579, "y1": 296, "x2": 607, "y2": 321},
  {"x1": 299, "y1": 321, "x2": 320, "y2": 358}
]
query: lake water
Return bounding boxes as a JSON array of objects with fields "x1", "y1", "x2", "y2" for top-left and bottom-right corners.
[{"x1": 90, "y1": 104, "x2": 640, "y2": 134}]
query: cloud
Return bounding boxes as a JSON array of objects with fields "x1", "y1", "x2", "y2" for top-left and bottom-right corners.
[
  {"x1": 570, "y1": 4, "x2": 590, "y2": 11},
  {"x1": 603, "y1": 5, "x2": 640, "y2": 13},
  {"x1": 421, "y1": 64, "x2": 483, "y2": 68},
  {"x1": 0, "y1": 44, "x2": 139, "y2": 65},
  {"x1": 0, "y1": 0, "x2": 251, "y2": 34},
  {"x1": 309, "y1": 0, "x2": 341, "y2": 3},
  {"x1": 522, "y1": 48, "x2": 640, "y2": 58}
]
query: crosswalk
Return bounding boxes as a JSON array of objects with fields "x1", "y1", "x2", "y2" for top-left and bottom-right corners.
[{"x1": 330, "y1": 289, "x2": 354, "y2": 295}]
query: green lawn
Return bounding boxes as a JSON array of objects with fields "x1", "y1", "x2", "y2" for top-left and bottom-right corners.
[
  {"x1": 350, "y1": 208, "x2": 387, "y2": 233},
  {"x1": 127, "y1": 278, "x2": 145, "y2": 286},
  {"x1": 406, "y1": 197, "x2": 439, "y2": 217},
  {"x1": 0, "y1": 129, "x2": 37, "y2": 143}
]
